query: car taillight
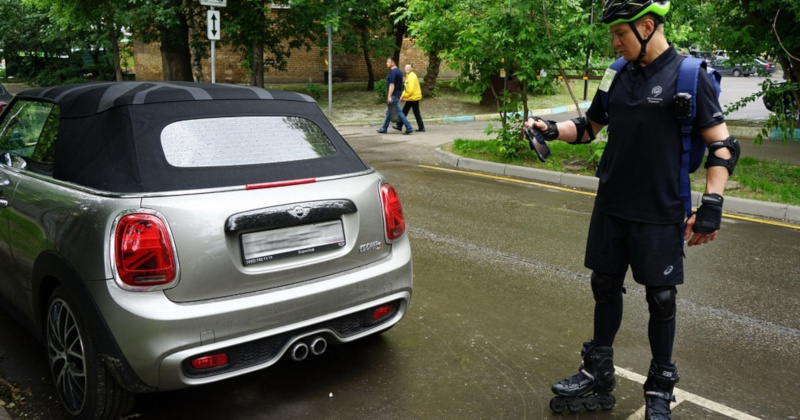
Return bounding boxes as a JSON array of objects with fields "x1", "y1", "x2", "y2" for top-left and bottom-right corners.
[
  {"x1": 190, "y1": 353, "x2": 229, "y2": 370},
  {"x1": 380, "y1": 183, "x2": 406, "y2": 241},
  {"x1": 371, "y1": 303, "x2": 396, "y2": 322},
  {"x1": 115, "y1": 213, "x2": 176, "y2": 288}
]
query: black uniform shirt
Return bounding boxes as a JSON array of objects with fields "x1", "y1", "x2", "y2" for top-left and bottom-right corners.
[{"x1": 586, "y1": 45, "x2": 725, "y2": 224}]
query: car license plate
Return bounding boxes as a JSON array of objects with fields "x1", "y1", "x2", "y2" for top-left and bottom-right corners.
[{"x1": 241, "y1": 220, "x2": 345, "y2": 266}]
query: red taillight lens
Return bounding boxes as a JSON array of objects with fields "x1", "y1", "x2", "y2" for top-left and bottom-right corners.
[
  {"x1": 372, "y1": 303, "x2": 396, "y2": 322},
  {"x1": 190, "y1": 353, "x2": 229, "y2": 370},
  {"x1": 115, "y1": 213, "x2": 176, "y2": 287},
  {"x1": 380, "y1": 184, "x2": 406, "y2": 241}
]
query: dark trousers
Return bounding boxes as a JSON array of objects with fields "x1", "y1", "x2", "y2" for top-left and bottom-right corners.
[{"x1": 396, "y1": 100, "x2": 424, "y2": 130}]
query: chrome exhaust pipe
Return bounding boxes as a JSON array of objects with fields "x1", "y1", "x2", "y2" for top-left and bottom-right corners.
[
  {"x1": 290, "y1": 341, "x2": 309, "y2": 361},
  {"x1": 309, "y1": 337, "x2": 327, "y2": 356}
]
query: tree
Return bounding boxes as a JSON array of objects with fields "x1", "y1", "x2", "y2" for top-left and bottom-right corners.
[
  {"x1": 0, "y1": 0, "x2": 89, "y2": 84},
  {"x1": 709, "y1": 0, "x2": 800, "y2": 133},
  {"x1": 225, "y1": 1, "x2": 320, "y2": 88},
  {"x1": 408, "y1": 0, "x2": 606, "y2": 157},
  {"x1": 31, "y1": 0, "x2": 131, "y2": 81},
  {"x1": 130, "y1": 0, "x2": 197, "y2": 81},
  {"x1": 300, "y1": 0, "x2": 397, "y2": 91}
]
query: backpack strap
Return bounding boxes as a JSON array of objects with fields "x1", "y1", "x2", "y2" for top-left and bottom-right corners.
[{"x1": 676, "y1": 56, "x2": 705, "y2": 218}]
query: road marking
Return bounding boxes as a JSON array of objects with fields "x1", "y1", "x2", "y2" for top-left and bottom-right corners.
[
  {"x1": 417, "y1": 164, "x2": 597, "y2": 196},
  {"x1": 418, "y1": 164, "x2": 800, "y2": 231},
  {"x1": 616, "y1": 367, "x2": 761, "y2": 420}
]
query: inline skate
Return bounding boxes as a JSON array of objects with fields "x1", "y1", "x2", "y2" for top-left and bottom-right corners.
[
  {"x1": 550, "y1": 341, "x2": 616, "y2": 413},
  {"x1": 644, "y1": 361, "x2": 679, "y2": 420}
]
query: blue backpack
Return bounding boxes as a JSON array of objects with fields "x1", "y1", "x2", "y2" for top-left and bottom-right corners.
[{"x1": 599, "y1": 56, "x2": 722, "y2": 218}]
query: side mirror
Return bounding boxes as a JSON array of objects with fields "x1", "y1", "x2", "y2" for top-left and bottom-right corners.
[{"x1": 0, "y1": 151, "x2": 27, "y2": 169}]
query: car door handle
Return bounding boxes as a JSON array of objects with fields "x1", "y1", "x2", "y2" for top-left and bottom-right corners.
[{"x1": 0, "y1": 173, "x2": 10, "y2": 207}]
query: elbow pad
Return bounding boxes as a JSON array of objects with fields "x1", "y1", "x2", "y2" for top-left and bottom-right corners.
[
  {"x1": 568, "y1": 116, "x2": 596, "y2": 145},
  {"x1": 705, "y1": 136, "x2": 740, "y2": 175}
]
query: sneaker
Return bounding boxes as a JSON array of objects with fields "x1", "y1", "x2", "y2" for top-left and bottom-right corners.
[
  {"x1": 376, "y1": 129, "x2": 387, "y2": 134},
  {"x1": 404, "y1": 129, "x2": 413, "y2": 135},
  {"x1": 393, "y1": 125, "x2": 402, "y2": 131},
  {"x1": 417, "y1": 128, "x2": 425, "y2": 132}
]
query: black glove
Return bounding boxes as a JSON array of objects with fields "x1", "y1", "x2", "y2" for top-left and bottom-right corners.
[
  {"x1": 693, "y1": 193, "x2": 723, "y2": 234},
  {"x1": 529, "y1": 117, "x2": 559, "y2": 140}
]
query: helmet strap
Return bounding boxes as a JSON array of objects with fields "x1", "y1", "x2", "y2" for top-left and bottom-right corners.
[{"x1": 629, "y1": 18, "x2": 661, "y2": 60}]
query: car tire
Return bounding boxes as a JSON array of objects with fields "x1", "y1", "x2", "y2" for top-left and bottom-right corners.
[
  {"x1": 46, "y1": 286, "x2": 135, "y2": 420},
  {"x1": 733, "y1": 69, "x2": 742, "y2": 77}
]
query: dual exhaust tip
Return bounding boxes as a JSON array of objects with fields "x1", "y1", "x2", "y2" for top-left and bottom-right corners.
[{"x1": 289, "y1": 336, "x2": 328, "y2": 362}]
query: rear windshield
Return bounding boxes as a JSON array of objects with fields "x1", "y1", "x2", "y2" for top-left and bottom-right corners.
[{"x1": 161, "y1": 116, "x2": 336, "y2": 168}]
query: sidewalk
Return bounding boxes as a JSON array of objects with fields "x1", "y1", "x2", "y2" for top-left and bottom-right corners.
[{"x1": 337, "y1": 102, "x2": 800, "y2": 224}]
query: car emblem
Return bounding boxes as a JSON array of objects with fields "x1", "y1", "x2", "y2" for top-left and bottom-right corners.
[{"x1": 288, "y1": 206, "x2": 311, "y2": 219}]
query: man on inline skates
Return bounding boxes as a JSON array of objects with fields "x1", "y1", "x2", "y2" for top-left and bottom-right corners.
[{"x1": 524, "y1": 1, "x2": 738, "y2": 418}]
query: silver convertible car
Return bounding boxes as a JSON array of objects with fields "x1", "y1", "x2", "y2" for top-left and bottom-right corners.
[{"x1": 0, "y1": 82, "x2": 412, "y2": 419}]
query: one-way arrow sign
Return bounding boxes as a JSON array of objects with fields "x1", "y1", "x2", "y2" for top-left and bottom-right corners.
[{"x1": 207, "y1": 10, "x2": 220, "y2": 40}]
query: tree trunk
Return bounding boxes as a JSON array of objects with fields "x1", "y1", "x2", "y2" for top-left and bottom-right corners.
[
  {"x1": 392, "y1": 20, "x2": 407, "y2": 65},
  {"x1": 360, "y1": 28, "x2": 375, "y2": 91},
  {"x1": 192, "y1": 50, "x2": 204, "y2": 83},
  {"x1": 109, "y1": 26, "x2": 123, "y2": 81},
  {"x1": 251, "y1": 39, "x2": 265, "y2": 88},
  {"x1": 422, "y1": 49, "x2": 441, "y2": 97},
  {"x1": 159, "y1": 14, "x2": 193, "y2": 81}
]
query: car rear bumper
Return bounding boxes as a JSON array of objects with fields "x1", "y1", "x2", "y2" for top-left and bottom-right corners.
[{"x1": 87, "y1": 237, "x2": 412, "y2": 391}]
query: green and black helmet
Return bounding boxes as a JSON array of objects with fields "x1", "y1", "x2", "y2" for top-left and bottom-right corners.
[
  {"x1": 601, "y1": 0, "x2": 670, "y2": 59},
  {"x1": 601, "y1": 0, "x2": 670, "y2": 26}
]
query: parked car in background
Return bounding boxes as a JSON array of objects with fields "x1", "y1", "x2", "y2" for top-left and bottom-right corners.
[
  {"x1": 763, "y1": 80, "x2": 798, "y2": 119},
  {"x1": 754, "y1": 58, "x2": 776, "y2": 76},
  {"x1": 0, "y1": 82, "x2": 413, "y2": 419},
  {"x1": 689, "y1": 50, "x2": 714, "y2": 62},
  {"x1": 0, "y1": 82, "x2": 11, "y2": 113},
  {"x1": 711, "y1": 58, "x2": 758, "y2": 77}
]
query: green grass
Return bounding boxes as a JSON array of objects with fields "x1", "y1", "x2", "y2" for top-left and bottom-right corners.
[{"x1": 452, "y1": 139, "x2": 800, "y2": 206}]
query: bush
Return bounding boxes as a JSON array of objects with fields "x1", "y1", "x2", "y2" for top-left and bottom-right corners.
[
  {"x1": 375, "y1": 81, "x2": 388, "y2": 104},
  {"x1": 305, "y1": 83, "x2": 323, "y2": 100}
]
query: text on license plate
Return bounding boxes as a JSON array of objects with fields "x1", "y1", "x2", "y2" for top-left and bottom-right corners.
[{"x1": 241, "y1": 220, "x2": 345, "y2": 265}]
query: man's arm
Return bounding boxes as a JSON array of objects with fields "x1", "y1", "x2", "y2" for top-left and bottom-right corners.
[
  {"x1": 685, "y1": 122, "x2": 733, "y2": 246},
  {"x1": 387, "y1": 82, "x2": 395, "y2": 103},
  {"x1": 523, "y1": 117, "x2": 604, "y2": 144}
]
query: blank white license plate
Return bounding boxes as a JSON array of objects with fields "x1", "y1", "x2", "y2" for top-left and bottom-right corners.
[{"x1": 241, "y1": 220, "x2": 345, "y2": 265}]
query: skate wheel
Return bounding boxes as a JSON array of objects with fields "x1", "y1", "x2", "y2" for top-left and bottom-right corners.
[
  {"x1": 584, "y1": 400, "x2": 598, "y2": 411},
  {"x1": 549, "y1": 397, "x2": 566, "y2": 413},
  {"x1": 567, "y1": 400, "x2": 583, "y2": 412},
  {"x1": 600, "y1": 394, "x2": 616, "y2": 410}
]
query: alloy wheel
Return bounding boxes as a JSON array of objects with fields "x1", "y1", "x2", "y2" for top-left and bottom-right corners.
[{"x1": 47, "y1": 297, "x2": 88, "y2": 416}]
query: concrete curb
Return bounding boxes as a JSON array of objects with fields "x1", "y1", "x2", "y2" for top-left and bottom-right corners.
[{"x1": 434, "y1": 147, "x2": 800, "y2": 223}]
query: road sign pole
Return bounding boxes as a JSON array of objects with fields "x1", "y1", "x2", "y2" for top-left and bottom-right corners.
[
  {"x1": 210, "y1": 6, "x2": 216, "y2": 83},
  {"x1": 211, "y1": 40, "x2": 216, "y2": 84}
]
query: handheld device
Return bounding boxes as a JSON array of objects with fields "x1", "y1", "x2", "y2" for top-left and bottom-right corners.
[{"x1": 524, "y1": 127, "x2": 552, "y2": 162}]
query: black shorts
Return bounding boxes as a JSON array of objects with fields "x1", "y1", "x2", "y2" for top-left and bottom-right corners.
[{"x1": 584, "y1": 209, "x2": 684, "y2": 286}]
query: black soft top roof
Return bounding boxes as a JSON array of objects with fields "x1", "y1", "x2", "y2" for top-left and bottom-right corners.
[{"x1": 15, "y1": 82, "x2": 368, "y2": 193}]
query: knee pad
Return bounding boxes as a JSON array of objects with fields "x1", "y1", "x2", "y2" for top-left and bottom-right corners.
[
  {"x1": 646, "y1": 286, "x2": 677, "y2": 322},
  {"x1": 591, "y1": 271, "x2": 625, "y2": 305}
]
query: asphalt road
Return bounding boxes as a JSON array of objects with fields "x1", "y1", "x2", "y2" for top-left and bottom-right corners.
[{"x1": 1, "y1": 73, "x2": 797, "y2": 420}]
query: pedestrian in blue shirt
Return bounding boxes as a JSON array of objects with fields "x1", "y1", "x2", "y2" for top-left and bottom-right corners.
[{"x1": 377, "y1": 57, "x2": 413, "y2": 135}]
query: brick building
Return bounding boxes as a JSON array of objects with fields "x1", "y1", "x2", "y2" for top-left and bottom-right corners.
[{"x1": 133, "y1": 37, "x2": 455, "y2": 83}]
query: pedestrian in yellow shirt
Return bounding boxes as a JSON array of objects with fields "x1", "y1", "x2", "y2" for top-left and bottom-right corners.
[{"x1": 396, "y1": 63, "x2": 425, "y2": 132}]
